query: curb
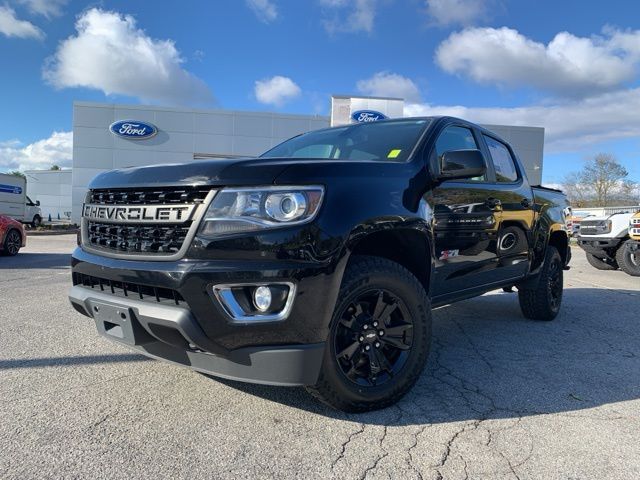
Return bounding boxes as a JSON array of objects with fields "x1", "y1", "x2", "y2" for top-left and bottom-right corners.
[{"x1": 26, "y1": 229, "x2": 79, "y2": 236}]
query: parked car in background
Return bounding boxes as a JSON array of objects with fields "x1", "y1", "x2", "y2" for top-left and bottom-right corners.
[
  {"x1": 0, "y1": 214, "x2": 26, "y2": 256},
  {"x1": 626, "y1": 212, "x2": 640, "y2": 276},
  {"x1": 0, "y1": 173, "x2": 42, "y2": 227},
  {"x1": 578, "y1": 211, "x2": 639, "y2": 275}
]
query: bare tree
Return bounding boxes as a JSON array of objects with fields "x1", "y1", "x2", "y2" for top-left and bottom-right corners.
[
  {"x1": 583, "y1": 153, "x2": 629, "y2": 206},
  {"x1": 562, "y1": 171, "x2": 590, "y2": 207}
]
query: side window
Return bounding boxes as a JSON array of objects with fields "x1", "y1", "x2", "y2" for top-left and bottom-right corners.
[
  {"x1": 483, "y1": 135, "x2": 519, "y2": 182},
  {"x1": 434, "y1": 126, "x2": 485, "y2": 182}
]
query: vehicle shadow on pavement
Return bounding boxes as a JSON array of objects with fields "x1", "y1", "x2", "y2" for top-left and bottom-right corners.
[
  {"x1": 210, "y1": 287, "x2": 640, "y2": 426},
  {"x1": 0, "y1": 354, "x2": 151, "y2": 370},
  {"x1": 0, "y1": 253, "x2": 71, "y2": 269}
]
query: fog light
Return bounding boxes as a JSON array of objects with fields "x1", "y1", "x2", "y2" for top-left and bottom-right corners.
[{"x1": 253, "y1": 286, "x2": 272, "y2": 312}]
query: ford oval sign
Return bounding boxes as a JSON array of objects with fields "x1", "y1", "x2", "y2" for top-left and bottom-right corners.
[
  {"x1": 351, "y1": 110, "x2": 388, "y2": 123},
  {"x1": 109, "y1": 120, "x2": 158, "y2": 140}
]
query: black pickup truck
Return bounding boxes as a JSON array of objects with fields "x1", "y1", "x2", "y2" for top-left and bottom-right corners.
[{"x1": 69, "y1": 117, "x2": 570, "y2": 412}]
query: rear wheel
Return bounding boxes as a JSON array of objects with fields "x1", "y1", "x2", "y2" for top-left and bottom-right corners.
[
  {"x1": 616, "y1": 240, "x2": 640, "y2": 277},
  {"x1": 518, "y1": 246, "x2": 563, "y2": 321},
  {"x1": 3, "y1": 229, "x2": 22, "y2": 256},
  {"x1": 306, "y1": 256, "x2": 431, "y2": 412},
  {"x1": 585, "y1": 253, "x2": 617, "y2": 270}
]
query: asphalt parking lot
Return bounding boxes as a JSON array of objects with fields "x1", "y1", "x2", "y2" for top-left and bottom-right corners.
[{"x1": 1, "y1": 235, "x2": 639, "y2": 479}]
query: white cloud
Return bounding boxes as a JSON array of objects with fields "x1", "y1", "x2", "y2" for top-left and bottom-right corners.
[
  {"x1": 245, "y1": 0, "x2": 278, "y2": 23},
  {"x1": 15, "y1": 0, "x2": 68, "y2": 18},
  {"x1": 320, "y1": 0, "x2": 376, "y2": 34},
  {"x1": 404, "y1": 87, "x2": 640, "y2": 153},
  {"x1": 425, "y1": 0, "x2": 487, "y2": 27},
  {"x1": 254, "y1": 75, "x2": 301, "y2": 106},
  {"x1": 436, "y1": 27, "x2": 640, "y2": 96},
  {"x1": 43, "y1": 8, "x2": 213, "y2": 107},
  {"x1": 0, "y1": 131, "x2": 72, "y2": 172},
  {"x1": 356, "y1": 72, "x2": 422, "y2": 103},
  {"x1": 0, "y1": 5, "x2": 43, "y2": 39}
]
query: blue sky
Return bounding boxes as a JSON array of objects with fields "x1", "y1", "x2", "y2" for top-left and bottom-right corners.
[{"x1": 0, "y1": 0, "x2": 639, "y2": 185}]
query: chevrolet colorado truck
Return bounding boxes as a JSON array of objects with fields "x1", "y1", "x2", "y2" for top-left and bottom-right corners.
[
  {"x1": 578, "y1": 211, "x2": 639, "y2": 275},
  {"x1": 69, "y1": 117, "x2": 571, "y2": 412}
]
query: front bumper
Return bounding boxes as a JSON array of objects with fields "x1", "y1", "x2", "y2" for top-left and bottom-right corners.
[
  {"x1": 69, "y1": 285, "x2": 325, "y2": 386},
  {"x1": 577, "y1": 236, "x2": 622, "y2": 257},
  {"x1": 69, "y1": 244, "x2": 346, "y2": 385}
]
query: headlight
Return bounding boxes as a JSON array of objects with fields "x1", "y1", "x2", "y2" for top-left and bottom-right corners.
[{"x1": 198, "y1": 186, "x2": 324, "y2": 238}]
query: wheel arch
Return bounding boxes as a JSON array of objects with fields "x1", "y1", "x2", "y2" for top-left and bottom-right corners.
[
  {"x1": 548, "y1": 229, "x2": 569, "y2": 265},
  {"x1": 346, "y1": 226, "x2": 434, "y2": 295}
]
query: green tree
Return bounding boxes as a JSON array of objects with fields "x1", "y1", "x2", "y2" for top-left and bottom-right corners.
[
  {"x1": 8, "y1": 170, "x2": 25, "y2": 178},
  {"x1": 50, "y1": 165, "x2": 61, "y2": 171}
]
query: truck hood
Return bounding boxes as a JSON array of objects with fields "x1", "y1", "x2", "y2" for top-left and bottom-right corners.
[
  {"x1": 88, "y1": 157, "x2": 304, "y2": 189},
  {"x1": 87, "y1": 157, "x2": 417, "y2": 190}
]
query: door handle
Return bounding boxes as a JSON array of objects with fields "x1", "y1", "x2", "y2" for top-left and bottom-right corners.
[
  {"x1": 485, "y1": 197, "x2": 502, "y2": 209},
  {"x1": 521, "y1": 198, "x2": 532, "y2": 208}
]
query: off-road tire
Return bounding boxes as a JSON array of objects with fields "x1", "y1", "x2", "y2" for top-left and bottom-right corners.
[
  {"x1": 518, "y1": 246, "x2": 563, "y2": 321},
  {"x1": 585, "y1": 253, "x2": 617, "y2": 271},
  {"x1": 615, "y1": 240, "x2": 640, "y2": 277},
  {"x1": 306, "y1": 256, "x2": 432, "y2": 412}
]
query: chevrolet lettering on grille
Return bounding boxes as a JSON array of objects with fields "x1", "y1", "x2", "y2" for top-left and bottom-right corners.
[{"x1": 82, "y1": 204, "x2": 196, "y2": 223}]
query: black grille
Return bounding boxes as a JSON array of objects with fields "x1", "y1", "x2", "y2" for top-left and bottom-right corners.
[
  {"x1": 73, "y1": 272, "x2": 185, "y2": 306},
  {"x1": 88, "y1": 186, "x2": 211, "y2": 205},
  {"x1": 84, "y1": 186, "x2": 212, "y2": 255},
  {"x1": 87, "y1": 222, "x2": 191, "y2": 254}
]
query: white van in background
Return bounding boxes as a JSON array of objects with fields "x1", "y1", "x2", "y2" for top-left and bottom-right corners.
[{"x1": 0, "y1": 173, "x2": 43, "y2": 227}]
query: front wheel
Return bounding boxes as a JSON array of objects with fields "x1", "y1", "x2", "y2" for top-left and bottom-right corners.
[
  {"x1": 306, "y1": 256, "x2": 432, "y2": 412},
  {"x1": 585, "y1": 252, "x2": 617, "y2": 270},
  {"x1": 518, "y1": 246, "x2": 563, "y2": 321},
  {"x1": 616, "y1": 240, "x2": 640, "y2": 277},
  {"x1": 3, "y1": 229, "x2": 22, "y2": 256},
  {"x1": 31, "y1": 215, "x2": 42, "y2": 228}
]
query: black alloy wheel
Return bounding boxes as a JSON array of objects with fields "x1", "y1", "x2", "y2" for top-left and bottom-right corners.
[
  {"x1": 334, "y1": 289, "x2": 414, "y2": 387},
  {"x1": 307, "y1": 255, "x2": 431, "y2": 412}
]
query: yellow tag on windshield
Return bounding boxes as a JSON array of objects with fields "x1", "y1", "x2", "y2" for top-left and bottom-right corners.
[{"x1": 388, "y1": 149, "x2": 402, "y2": 159}]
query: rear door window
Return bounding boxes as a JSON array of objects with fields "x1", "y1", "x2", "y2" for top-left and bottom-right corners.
[{"x1": 483, "y1": 135, "x2": 519, "y2": 183}]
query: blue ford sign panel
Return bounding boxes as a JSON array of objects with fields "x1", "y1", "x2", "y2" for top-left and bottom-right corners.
[
  {"x1": 0, "y1": 184, "x2": 22, "y2": 194},
  {"x1": 109, "y1": 120, "x2": 158, "y2": 140},
  {"x1": 351, "y1": 110, "x2": 388, "y2": 123}
]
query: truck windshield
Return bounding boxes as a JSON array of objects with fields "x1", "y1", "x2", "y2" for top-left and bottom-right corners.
[{"x1": 260, "y1": 119, "x2": 431, "y2": 162}]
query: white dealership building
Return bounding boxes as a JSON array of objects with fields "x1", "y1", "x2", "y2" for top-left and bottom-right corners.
[{"x1": 65, "y1": 96, "x2": 545, "y2": 223}]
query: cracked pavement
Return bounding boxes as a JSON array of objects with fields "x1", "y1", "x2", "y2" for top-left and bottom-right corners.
[{"x1": 1, "y1": 235, "x2": 639, "y2": 479}]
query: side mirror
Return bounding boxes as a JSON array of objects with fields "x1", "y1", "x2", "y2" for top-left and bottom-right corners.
[
  {"x1": 438, "y1": 149, "x2": 486, "y2": 181},
  {"x1": 36, "y1": 200, "x2": 41, "y2": 206}
]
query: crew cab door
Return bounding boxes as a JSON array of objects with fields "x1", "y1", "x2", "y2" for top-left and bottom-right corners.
[
  {"x1": 424, "y1": 124, "x2": 503, "y2": 299},
  {"x1": 477, "y1": 133, "x2": 535, "y2": 280}
]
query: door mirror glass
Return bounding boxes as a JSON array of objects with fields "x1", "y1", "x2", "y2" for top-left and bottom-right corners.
[{"x1": 438, "y1": 149, "x2": 487, "y2": 181}]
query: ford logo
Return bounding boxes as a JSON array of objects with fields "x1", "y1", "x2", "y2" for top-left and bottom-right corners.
[
  {"x1": 109, "y1": 120, "x2": 158, "y2": 140},
  {"x1": 351, "y1": 110, "x2": 388, "y2": 123},
  {"x1": 0, "y1": 184, "x2": 22, "y2": 194}
]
